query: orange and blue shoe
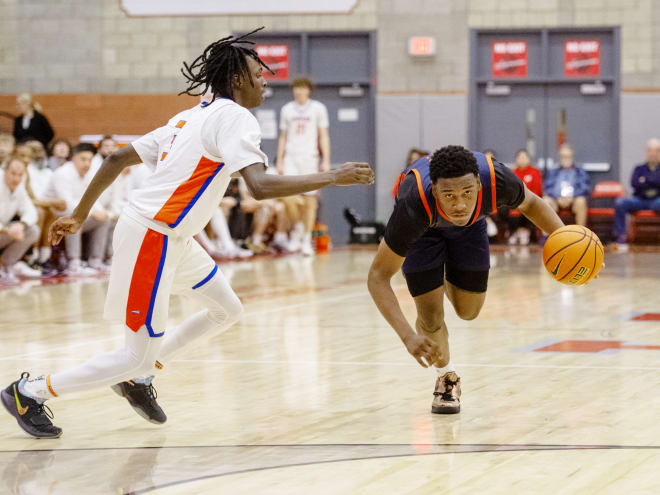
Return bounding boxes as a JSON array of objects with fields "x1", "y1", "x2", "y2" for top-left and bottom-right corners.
[{"x1": 1, "y1": 372, "x2": 62, "y2": 438}]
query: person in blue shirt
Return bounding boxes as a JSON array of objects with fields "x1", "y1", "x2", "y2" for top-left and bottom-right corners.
[
  {"x1": 614, "y1": 138, "x2": 660, "y2": 246},
  {"x1": 543, "y1": 144, "x2": 591, "y2": 226}
]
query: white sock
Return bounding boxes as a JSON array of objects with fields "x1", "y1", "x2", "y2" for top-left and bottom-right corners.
[
  {"x1": 132, "y1": 375, "x2": 154, "y2": 385},
  {"x1": 304, "y1": 232, "x2": 312, "y2": 244},
  {"x1": 294, "y1": 222, "x2": 304, "y2": 237},
  {"x1": 252, "y1": 234, "x2": 262, "y2": 245},
  {"x1": 19, "y1": 375, "x2": 50, "y2": 402},
  {"x1": 39, "y1": 246, "x2": 52, "y2": 264},
  {"x1": 274, "y1": 232, "x2": 287, "y2": 243},
  {"x1": 26, "y1": 250, "x2": 38, "y2": 265},
  {"x1": 435, "y1": 362, "x2": 455, "y2": 377}
]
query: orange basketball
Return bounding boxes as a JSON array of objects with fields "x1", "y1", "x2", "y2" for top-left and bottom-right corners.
[{"x1": 542, "y1": 225, "x2": 604, "y2": 285}]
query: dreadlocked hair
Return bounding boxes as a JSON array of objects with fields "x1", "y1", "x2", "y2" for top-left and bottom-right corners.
[
  {"x1": 179, "y1": 27, "x2": 272, "y2": 100},
  {"x1": 429, "y1": 145, "x2": 479, "y2": 183}
]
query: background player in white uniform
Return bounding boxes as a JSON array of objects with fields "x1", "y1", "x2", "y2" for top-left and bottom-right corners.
[
  {"x1": 1, "y1": 28, "x2": 374, "y2": 439},
  {"x1": 276, "y1": 78, "x2": 330, "y2": 256}
]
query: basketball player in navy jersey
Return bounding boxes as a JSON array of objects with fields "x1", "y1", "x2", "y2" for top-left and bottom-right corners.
[{"x1": 368, "y1": 145, "x2": 565, "y2": 413}]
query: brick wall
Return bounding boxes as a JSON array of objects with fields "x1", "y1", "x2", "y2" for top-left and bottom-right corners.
[{"x1": 1, "y1": 0, "x2": 657, "y2": 97}]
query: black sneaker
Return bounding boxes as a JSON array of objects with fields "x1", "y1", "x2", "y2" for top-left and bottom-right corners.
[
  {"x1": 111, "y1": 379, "x2": 166, "y2": 424},
  {"x1": 1, "y1": 373, "x2": 62, "y2": 438}
]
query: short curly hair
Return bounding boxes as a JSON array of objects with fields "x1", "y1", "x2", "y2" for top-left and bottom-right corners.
[{"x1": 429, "y1": 145, "x2": 478, "y2": 183}]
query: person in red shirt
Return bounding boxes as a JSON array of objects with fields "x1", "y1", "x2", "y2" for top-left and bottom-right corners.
[{"x1": 503, "y1": 149, "x2": 542, "y2": 245}]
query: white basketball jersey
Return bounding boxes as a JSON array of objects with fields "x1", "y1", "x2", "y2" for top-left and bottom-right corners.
[
  {"x1": 279, "y1": 99, "x2": 329, "y2": 158},
  {"x1": 129, "y1": 98, "x2": 267, "y2": 238}
]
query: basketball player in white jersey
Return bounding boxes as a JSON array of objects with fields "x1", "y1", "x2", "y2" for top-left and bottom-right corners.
[
  {"x1": 276, "y1": 78, "x2": 330, "y2": 256},
  {"x1": 1, "y1": 28, "x2": 374, "y2": 438}
]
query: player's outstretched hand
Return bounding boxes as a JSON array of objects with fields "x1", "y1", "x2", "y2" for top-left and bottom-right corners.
[
  {"x1": 332, "y1": 162, "x2": 375, "y2": 186},
  {"x1": 49, "y1": 216, "x2": 83, "y2": 246},
  {"x1": 403, "y1": 333, "x2": 441, "y2": 368}
]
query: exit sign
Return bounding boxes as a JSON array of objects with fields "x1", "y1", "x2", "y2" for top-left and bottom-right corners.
[{"x1": 408, "y1": 36, "x2": 436, "y2": 56}]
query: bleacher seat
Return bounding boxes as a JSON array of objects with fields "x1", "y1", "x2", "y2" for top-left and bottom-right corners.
[
  {"x1": 587, "y1": 181, "x2": 626, "y2": 244},
  {"x1": 629, "y1": 209, "x2": 660, "y2": 243}
]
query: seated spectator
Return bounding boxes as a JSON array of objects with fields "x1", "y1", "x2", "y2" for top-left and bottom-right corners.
[
  {"x1": 0, "y1": 158, "x2": 41, "y2": 284},
  {"x1": 0, "y1": 134, "x2": 15, "y2": 169},
  {"x1": 236, "y1": 178, "x2": 289, "y2": 254},
  {"x1": 45, "y1": 143, "x2": 110, "y2": 275},
  {"x1": 46, "y1": 137, "x2": 72, "y2": 170},
  {"x1": 503, "y1": 149, "x2": 543, "y2": 245},
  {"x1": 543, "y1": 144, "x2": 591, "y2": 226},
  {"x1": 14, "y1": 144, "x2": 66, "y2": 268},
  {"x1": 613, "y1": 138, "x2": 660, "y2": 247},
  {"x1": 25, "y1": 139, "x2": 49, "y2": 170},
  {"x1": 393, "y1": 148, "x2": 430, "y2": 198},
  {"x1": 406, "y1": 148, "x2": 429, "y2": 166},
  {"x1": 90, "y1": 135, "x2": 118, "y2": 175},
  {"x1": 13, "y1": 93, "x2": 54, "y2": 149},
  {"x1": 100, "y1": 163, "x2": 150, "y2": 260}
]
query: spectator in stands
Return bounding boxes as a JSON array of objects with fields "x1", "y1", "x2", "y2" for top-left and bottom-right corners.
[
  {"x1": 0, "y1": 134, "x2": 15, "y2": 169},
  {"x1": 613, "y1": 138, "x2": 660, "y2": 247},
  {"x1": 26, "y1": 140, "x2": 49, "y2": 170},
  {"x1": 90, "y1": 135, "x2": 118, "y2": 174},
  {"x1": 46, "y1": 138, "x2": 72, "y2": 170},
  {"x1": 14, "y1": 144, "x2": 66, "y2": 269},
  {"x1": 543, "y1": 143, "x2": 591, "y2": 226},
  {"x1": 45, "y1": 143, "x2": 110, "y2": 275},
  {"x1": 13, "y1": 93, "x2": 54, "y2": 148},
  {"x1": 503, "y1": 149, "x2": 543, "y2": 245},
  {"x1": 100, "y1": 163, "x2": 151, "y2": 260},
  {"x1": 406, "y1": 148, "x2": 429, "y2": 166},
  {"x1": 276, "y1": 77, "x2": 330, "y2": 256},
  {"x1": 0, "y1": 158, "x2": 41, "y2": 284}
]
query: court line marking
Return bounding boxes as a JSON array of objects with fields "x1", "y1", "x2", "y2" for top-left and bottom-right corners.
[
  {"x1": 0, "y1": 289, "x2": 368, "y2": 362},
  {"x1": 122, "y1": 443, "x2": 660, "y2": 494},
  {"x1": 3, "y1": 442, "x2": 660, "y2": 454},
  {"x1": 6, "y1": 356, "x2": 660, "y2": 372}
]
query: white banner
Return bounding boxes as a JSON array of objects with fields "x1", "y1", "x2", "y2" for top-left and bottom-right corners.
[{"x1": 121, "y1": 0, "x2": 359, "y2": 16}]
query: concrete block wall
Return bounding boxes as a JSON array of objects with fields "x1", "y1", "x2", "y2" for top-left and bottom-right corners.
[
  {"x1": 3, "y1": 0, "x2": 660, "y2": 94},
  {"x1": 2, "y1": 0, "x2": 660, "y2": 220}
]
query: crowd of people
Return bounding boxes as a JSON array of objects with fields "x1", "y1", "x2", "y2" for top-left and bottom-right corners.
[{"x1": 0, "y1": 82, "x2": 333, "y2": 286}]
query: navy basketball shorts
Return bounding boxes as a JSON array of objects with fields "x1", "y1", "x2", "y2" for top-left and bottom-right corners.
[{"x1": 402, "y1": 219, "x2": 490, "y2": 297}]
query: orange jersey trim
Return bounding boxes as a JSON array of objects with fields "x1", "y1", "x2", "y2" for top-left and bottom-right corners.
[
  {"x1": 175, "y1": 120, "x2": 187, "y2": 128},
  {"x1": 486, "y1": 153, "x2": 497, "y2": 212},
  {"x1": 46, "y1": 375, "x2": 58, "y2": 397},
  {"x1": 469, "y1": 186, "x2": 483, "y2": 225},
  {"x1": 411, "y1": 169, "x2": 433, "y2": 225},
  {"x1": 392, "y1": 173, "x2": 406, "y2": 198},
  {"x1": 153, "y1": 156, "x2": 223, "y2": 227},
  {"x1": 125, "y1": 230, "x2": 166, "y2": 335}
]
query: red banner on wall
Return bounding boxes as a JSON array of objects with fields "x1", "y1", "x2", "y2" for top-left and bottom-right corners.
[
  {"x1": 492, "y1": 40, "x2": 528, "y2": 78},
  {"x1": 564, "y1": 40, "x2": 601, "y2": 77},
  {"x1": 255, "y1": 44, "x2": 290, "y2": 81}
]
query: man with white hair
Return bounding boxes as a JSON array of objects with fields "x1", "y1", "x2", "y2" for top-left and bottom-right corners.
[{"x1": 613, "y1": 138, "x2": 660, "y2": 248}]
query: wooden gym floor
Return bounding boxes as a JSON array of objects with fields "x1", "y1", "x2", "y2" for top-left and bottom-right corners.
[{"x1": 1, "y1": 245, "x2": 660, "y2": 494}]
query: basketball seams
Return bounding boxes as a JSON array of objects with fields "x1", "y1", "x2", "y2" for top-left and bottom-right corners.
[
  {"x1": 584, "y1": 242, "x2": 599, "y2": 284},
  {"x1": 543, "y1": 229, "x2": 588, "y2": 265},
  {"x1": 543, "y1": 226, "x2": 604, "y2": 285},
  {"x1": 558, "y1": 229, "x2": 594, "y2": 282}
]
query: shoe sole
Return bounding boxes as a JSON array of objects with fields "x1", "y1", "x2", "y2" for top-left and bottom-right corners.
[
  {"x1": 111, "y1": 385, "x2": 166, "y2": 425},
  {"x1": 1, "y1": 389, "x2": 62, "y2": 439},
  {"x1": 431, "y1": 405, "x2": 461, "y2": 414}
]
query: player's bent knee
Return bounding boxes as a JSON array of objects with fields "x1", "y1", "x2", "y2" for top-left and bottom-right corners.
[
  {"x1": 454, "y1": 305, "x2": 482, "y2": 321},
  {"x1": 207, "y1": 294, "x2": 243, "y2": 326}
]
